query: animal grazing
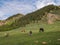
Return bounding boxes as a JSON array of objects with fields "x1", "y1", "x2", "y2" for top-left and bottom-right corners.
[
  {"x1": 21, "y1": 29, "x2": 25, "y2": 32},
  {"x1": 29, "y1": 30, "x2": 32, "y2": 36},
  {"x1": 39, "y1": 28, "x2": 44, "y2": 32}
]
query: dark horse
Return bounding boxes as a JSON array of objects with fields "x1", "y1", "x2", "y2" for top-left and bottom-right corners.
[
  {"x1": 39, "y1": 28, "x2": 44, "y2": 32},
  {"x1": 29, "y1": 31, "x2": 32, "y2": 36}
]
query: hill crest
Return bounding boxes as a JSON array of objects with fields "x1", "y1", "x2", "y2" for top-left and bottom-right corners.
[{"x1": 0, "y1": 5, "x2": 60, "y2": 31}]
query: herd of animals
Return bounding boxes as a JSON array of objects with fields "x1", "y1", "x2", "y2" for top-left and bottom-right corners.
[{"x1": 4, "y1": 27, "x2": 44, "y2": 37}]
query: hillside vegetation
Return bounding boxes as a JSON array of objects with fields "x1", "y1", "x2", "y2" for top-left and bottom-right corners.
[
  {"x1": 0, "y1": 21, "x2": 60, "y2": 45},
  {"x1": 0, "y1": 14, "x2": 23, "y2": 31},
  {"x1": 0, "y1": 5, "x2": 60, "y2": 31},
  {"x1": 5, "y1": 14, "x2": 24, "y2": 25},
  {"x1": 17, "y1": 5, "x2": 60, "y2": 27}
]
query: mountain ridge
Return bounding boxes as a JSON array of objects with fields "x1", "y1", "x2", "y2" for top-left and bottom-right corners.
[{"x1": 0, "y1": 5, "x2": 60, "y2": 31}]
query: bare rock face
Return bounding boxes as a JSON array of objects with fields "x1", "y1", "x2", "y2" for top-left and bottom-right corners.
[{"x1": 47, "y1": 13, "x2": 60, "y2": 24}]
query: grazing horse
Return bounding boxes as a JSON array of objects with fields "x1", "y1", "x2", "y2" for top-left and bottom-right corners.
[
  {"x1": 39, "y1": 28, "x2": 44, "y2": 32},
  {"x1": 29, "y1": 31, "x2": 32, "y2": 36},
  {"x1": 21, "y1": 29, "x2": 25, "y2": 32}
]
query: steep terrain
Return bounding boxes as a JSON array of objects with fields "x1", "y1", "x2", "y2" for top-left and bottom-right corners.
[
  {"x1": 0, "y1": 14, "x2": 24, "y2": 31},
  {"x1": 0, "y1": 5, "x2": 60, "y2": 31},
  {"x1": 17, "y1": 5, "x2": 60, "y2": 26},
  {"x1": 0, "y1": 14, "x2": 23, "y2": 26},
  {"x1": 5, "y1": 14, "x2": 24, "y2": 25},
  {"x1": 47, "y1": 13, "x2": 60, "y2": 24}
]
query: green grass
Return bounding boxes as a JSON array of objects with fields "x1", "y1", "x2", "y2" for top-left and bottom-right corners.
[{"x1": 0, "y1": 21, "x2": 60, "y2": 45}]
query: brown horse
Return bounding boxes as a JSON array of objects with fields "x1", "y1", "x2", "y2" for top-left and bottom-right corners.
[{"x1": 21, "y1": 29, "x2": 25, "y2": 32}]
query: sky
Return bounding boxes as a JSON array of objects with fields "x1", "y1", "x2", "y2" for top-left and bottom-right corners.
[{"x1": 0, "y1": 0, "x2": 60, "y2": 20}]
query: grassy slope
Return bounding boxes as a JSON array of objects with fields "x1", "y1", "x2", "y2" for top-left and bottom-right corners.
[
  {"x1": 0, "y1": 14, "x2": 24, "y2": 31},
  {"x1": 0, "y1": 5, "x2": 60, "y2": 31},
  {"x1": 5, "y1": 14, "x2": 24, "y2": 25},
  {"x1": 0, "y1": 21, "x2": 60, "y2": 45}
]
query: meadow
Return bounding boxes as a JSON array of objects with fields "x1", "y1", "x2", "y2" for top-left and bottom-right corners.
[{"x1": 0, "y1": 21, "x2": 60, "y2": 45}]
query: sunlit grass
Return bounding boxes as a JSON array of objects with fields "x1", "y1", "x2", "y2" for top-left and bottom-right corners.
[{"x1": 0, "y1": 21, "x2": 60, "y2": 45}]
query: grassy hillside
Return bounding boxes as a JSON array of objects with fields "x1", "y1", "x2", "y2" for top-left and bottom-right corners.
[
  {"x1": 17, "y1": 5, "x2": 60, "y2": 27},
  {"x1": 0, "y1": 5, "x2": 60, "y2": 31},
  {"x1": 0, "y1": 21, "x2": 60, "y2": 45},
  {"x1": 5, "y1": 13, "x2": 24, "y2": 25},
  {"x1": 0, "y1": 14, "x2": 24, "y2": 31},
  {"x1": 0, "y1": 5, "x2": 60, "y2": 45}
]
